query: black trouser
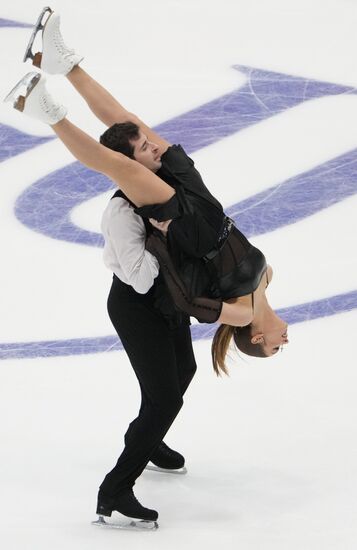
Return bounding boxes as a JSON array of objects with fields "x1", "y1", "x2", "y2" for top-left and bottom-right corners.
[{"x1": 99, "y1": 275, "x2": 197, "y2": 497}]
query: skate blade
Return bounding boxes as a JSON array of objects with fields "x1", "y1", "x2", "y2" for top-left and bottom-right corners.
[
  {"x1": 145, "y1": 464, "x2": 188, "y2": 475},
  {"x1": 23, "y1": 6, "x2": 53, "y2": 63},
  {"x1": 3, "y1": 72, "x2": 41, "y2": 109},
  {"x1": 92, "y1": 515, "x2": 158, "y2": 531}
]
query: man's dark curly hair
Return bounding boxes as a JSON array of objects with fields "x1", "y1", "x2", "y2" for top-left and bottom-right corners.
[{"x1": 99, "y1": 121, "x2": 140, "y2": 159}]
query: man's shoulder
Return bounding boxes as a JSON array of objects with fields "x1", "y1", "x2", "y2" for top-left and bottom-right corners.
[
  {"x1": 105, "y1": 194, "x2": 132, "y2": 212},
  {"x1": 101, "y1": 194, "x2": 135, "y2": 226}
]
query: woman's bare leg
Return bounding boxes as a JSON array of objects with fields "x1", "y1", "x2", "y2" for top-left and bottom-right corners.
[
  {"x1": 66, "y1": 66, "x2": 169, "y2": 153},
  {"x1": 52, "y1": 118, "x2": 175, "y2": 207},
  {"x1": 66, "y1": 66, "x2": 132, "y2": 128}
]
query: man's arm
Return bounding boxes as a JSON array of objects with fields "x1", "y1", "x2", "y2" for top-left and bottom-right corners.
[
  {"x1": 67, "y1": 66, "x2": 170, "y2": 156},
  {"x1": 102, "y1": 198, "x2": 160, "y2": 294}
]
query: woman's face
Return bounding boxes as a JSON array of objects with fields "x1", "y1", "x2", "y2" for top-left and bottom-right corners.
[
  {"x1": 251, "y1": 317, "x2": 289, "y2": 356},
  {"x1": 262, "y1": 321, "x2": 289, "y2": 355}
]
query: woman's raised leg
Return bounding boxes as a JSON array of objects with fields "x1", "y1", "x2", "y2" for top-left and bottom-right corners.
[
  {"x1": 67, "y1": 66, "x2": 134, "y2": 128},
  {"x1": 5, "y1": 70, "x2": 174, "y2": 208},
  {"x1": 52, "y1": 117, "x2": 175, "y2": 207},
  {"x1": 66, "y1": 66, "x2": 170, "y2": 154},
  {"x1": 24, "y1": 8, "x2": 170, "y2": 153}
]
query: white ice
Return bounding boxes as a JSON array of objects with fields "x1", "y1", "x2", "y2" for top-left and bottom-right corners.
[{"x1": 0, "y1": 1, "x2": 357, "y2": 549}]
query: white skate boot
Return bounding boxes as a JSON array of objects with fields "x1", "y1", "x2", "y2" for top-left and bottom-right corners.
[
  {"x1": 23, "y1": 7, "x2": 83, "y2": 75},
  {"x1": 4, "y1": 72, "x2": 67, "y2": 125}
]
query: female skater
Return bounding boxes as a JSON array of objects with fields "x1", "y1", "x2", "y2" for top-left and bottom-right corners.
[{"x1": 5, "y1": 11, "x2": 289, "y2": 378}]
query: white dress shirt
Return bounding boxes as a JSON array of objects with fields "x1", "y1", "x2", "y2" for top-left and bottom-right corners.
[{"x1": 101, "y1": 196, "x2": 160, "y2": 294}]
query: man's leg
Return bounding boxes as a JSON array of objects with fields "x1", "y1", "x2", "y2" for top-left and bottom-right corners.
[
  {"x1": 172, "y1": 323, "x2": 197, "y2": 397},
  {"x1": 146, "y1": 323, "x2": 197, "y2": 471},
  {"x1": 100, "y1": 278, "x2": 185, "y2": 497}
]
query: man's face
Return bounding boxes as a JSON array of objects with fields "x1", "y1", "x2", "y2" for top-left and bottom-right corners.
[{"x1": 131, "y1": 131, "x2": 162, "y2": 172}]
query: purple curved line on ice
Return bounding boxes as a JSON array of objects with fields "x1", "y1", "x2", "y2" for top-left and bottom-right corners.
[
  {"x1": 1, "y1": 290, "x2": 356, "y2": 360},
  {"x1": 14, "y1": 65, "x2": 357, "y2": 245},
  {"x1": 0, "y1": 17, "x2": 32, "y2": 28},
  {"x1": 0, "y1": 123, "x2": 53, "y2": 162},
  {"x1": 4, "y1": 64, "x2": 357, "y2": 359}
]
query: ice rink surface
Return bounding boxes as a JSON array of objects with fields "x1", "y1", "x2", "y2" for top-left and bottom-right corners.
[{"x1": 1, "y1": 0, "x2": 357, "y2": 548}]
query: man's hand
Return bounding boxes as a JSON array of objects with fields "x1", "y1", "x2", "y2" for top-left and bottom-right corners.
[{"x1": 149, "y1": 218, "x2": 172, "y2": 236}]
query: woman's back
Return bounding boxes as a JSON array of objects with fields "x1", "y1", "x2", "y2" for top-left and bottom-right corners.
[{"x1": 136, "y1": 144, "x2": 267, "y2": 302}]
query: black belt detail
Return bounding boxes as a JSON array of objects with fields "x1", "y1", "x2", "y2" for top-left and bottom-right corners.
[{"x1": 203, "y1": 217, "x2": 234, "y2": 263}]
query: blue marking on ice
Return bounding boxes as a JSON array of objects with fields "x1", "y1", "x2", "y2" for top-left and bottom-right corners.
[
  {"x1": 226, "y1": 148, "x2": 357, "y2": 236},
  {"x1": 0, "y1": 17, "x2": 32, "y2": 28},
  {"x1": 14, "y1": 65, "x2": 357, "y2": 246},
  {"x1": 2, "y1": 63, "x2": 357, "y2": 359},
  {"x1": 14, "y1": 163, "x2": 107, "y2": 247},
  {"x1": 0, "y1": 123, "x2": 53, "y2": 162},
  {"x1": 1, "y1": 290, "x2": 356, "y2": 360},
  {"x1": 154, "y1": 65, "x2": 356, "y2": 153},
  {"x1": 191, "y1": 290, "x2": 357, "y2": 341},
  {"x1": 0, "y1": 17, "x2": 53, "y2": 162},
  {"x1": 14, "y1": 146, "x2": 357, "y2": 246}
]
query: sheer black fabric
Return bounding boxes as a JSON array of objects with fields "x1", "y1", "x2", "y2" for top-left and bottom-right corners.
[
  {"x1": 204, "y1": 227, "x2": 267, "y2": 300},
  {"x1": 146, "y1": 232, "x2": 223, "y2": 324},
  {"x1": 135, "y1": 145, "x2": 267, "y2": 305}
]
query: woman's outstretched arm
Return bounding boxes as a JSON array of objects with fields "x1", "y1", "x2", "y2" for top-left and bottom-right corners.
[
  {"x1": 66, "y1": 66, "x2": 170, "y2": 156},
  {"x1": 52, "y1": 117, "x2": 175, "y2": 208}
]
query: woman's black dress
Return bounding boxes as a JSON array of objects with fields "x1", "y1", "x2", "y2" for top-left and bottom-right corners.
[{"x1": 134, "y1": 145, "x2": 267, "y2": 323}]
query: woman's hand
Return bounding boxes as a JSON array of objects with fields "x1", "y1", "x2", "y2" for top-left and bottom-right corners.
[{"x1": 149, "y1": 218, "x2": 172, "y2": 236}]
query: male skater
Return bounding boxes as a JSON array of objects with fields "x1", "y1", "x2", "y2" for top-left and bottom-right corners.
[{"x1": 21, "y1": 8, "x2": 197, "y2": 528}]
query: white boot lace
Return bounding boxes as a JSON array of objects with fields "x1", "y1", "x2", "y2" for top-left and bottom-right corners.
[
  {"x1": 39, "y1": 92, "x2": 62, "y2": 120},
  {"x1": 52, "y1": 20, "x2": 76, "y2": 59}
]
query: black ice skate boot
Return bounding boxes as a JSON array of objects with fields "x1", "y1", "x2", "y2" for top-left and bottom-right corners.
[
  {"x1": 96, "y1": 488, "x2": 158, "y2": 521},
  {"x1": 93, "y1": 489, "x2": 159, "y2": 530},
  {"x1": 147, "y1": 442, "x2": 187, "y2": 475}
]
